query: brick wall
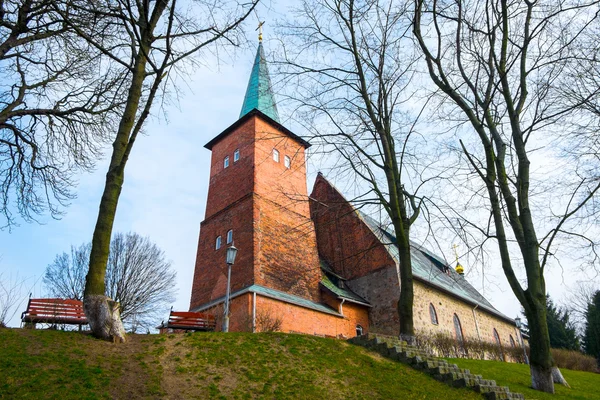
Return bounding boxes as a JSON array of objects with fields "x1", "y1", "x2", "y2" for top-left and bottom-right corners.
[
  {"x1": 256, "y1": 294, "x2": 369, "y2": 338},
  {"x1": 205, "y1": 118, "x2": 256, "y2": 219},
  {"x1": 310, "y1": 174, "x2": 396, "y2": 280},
  {"x1": 190, "y1": 196, "x2": 255, "y2": 309},
  {"x1": 191, "y1": 113, "x2": 321, "y2": 309}
]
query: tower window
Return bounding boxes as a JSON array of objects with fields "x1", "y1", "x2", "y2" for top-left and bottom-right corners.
[
  {"x1": 226, "y1": 229, "x2": 233, "y2": 244},
  {"x1": 273, "y1": 149, "x2": 279, "y2": 162},
  {"x1": 284, "y1": 155, "x2": 291, "y2": 169},
  {"x1": 429, "y1": 303, "x2": 438, "y2": 325},
  {"x1": 224, "y1": 156, "x2": 230, "y2": 168},
  {"x1": 215, "y1": 236, "x2": 222, "y2": 250},
  {"x1": 234, "y1": 149, "x2": 240, "y2": 162}
]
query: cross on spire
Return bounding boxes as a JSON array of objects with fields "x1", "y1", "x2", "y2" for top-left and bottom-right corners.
[{"x1": 256, "y1": 20, "x2": 265, "y2": 42}]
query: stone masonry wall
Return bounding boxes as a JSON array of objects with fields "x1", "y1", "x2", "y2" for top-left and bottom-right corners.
[
  {"x1": 412, "y1": 281, "x2": 519, "y2": 348},
  {"x1": 346, "y1": 266, "x2": 401, "y2": 336}
]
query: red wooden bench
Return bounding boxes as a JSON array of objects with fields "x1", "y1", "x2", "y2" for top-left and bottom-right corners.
[
  {"x1": 21, "y1": 298, "x2": 88, "y2": 330},
  {"x1": 158, "y1": 310, "x2": 216, "y2": 332}
]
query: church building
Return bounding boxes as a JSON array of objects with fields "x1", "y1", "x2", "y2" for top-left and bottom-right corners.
[{"x1": 189, "y1": 39, "x2": 520, "y2": 348}]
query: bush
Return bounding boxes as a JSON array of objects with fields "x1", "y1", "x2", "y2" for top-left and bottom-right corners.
[
  {"x1": 552, "y1": 348, "x2": 599, "y2": 373},
  {"x1": 415, "y1": 331, "x2": 519, "y2": 362}
]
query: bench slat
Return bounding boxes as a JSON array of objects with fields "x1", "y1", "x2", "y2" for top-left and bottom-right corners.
[
  {"x1": 22, "y1": 298, "x2": 88, "y2": 326},
  {"x1": 164, "y1": 310, "x2": 216, "y2": 331}
]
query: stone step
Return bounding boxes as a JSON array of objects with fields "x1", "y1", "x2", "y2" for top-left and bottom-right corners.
[
  {"x1": 483, "y1": 391, "x2": 525, "y2": 400},
  {"x1": 348, "y1": 336, "x2": 525, "y2": 400}
]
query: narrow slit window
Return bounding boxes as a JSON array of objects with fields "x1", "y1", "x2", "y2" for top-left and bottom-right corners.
[
  {"x1": 493, "y1": 328, "x2": 501, "y2": 346},
  {"x1": 284, "y1": 155, "x2": 291, "y2": 169},
  {"x1": 234, "y1": 149, "x2": 240, "y2": 162},
  {"x1": 453, "y1": 314, "x2": 464, "y2": 344},
  {"x1": 429, "y1": 303, "x2": 438, "y2": 325},
  {"x1": 226, "y1": 229, "x2": 233, "y2": 244},
  {"x1": 273, "y1": 149, "x2": 279, "y2": 162},
  {"x1": 224, "y1": 156, "x2": 230, "y2": 168},
  {"x1": 215, "y1": 236, "x2": 222, "y2": 250}
]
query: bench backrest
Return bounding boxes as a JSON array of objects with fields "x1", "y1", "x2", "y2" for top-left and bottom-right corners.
[
  {"x1": 25, "y1": 298, "x2": 86, "y2": 320},
  {"x1": 168, "y1": 311, "x2": 216, "y2": 328}
]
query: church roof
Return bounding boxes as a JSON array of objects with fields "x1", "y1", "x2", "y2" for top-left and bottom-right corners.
[
  {"x1": 320, "y1": 262, "x2": 372, "y2": 307},
  {"x1": 239, "y1": 42, "x2": 280, "y2": 122},
  {"x1": 191, "y1": 284, "x2": 342, "y2": 316},
  {"x1": 358, "y1": 212, "x2": 514, "y2": 324},
  {"x1": 203, "y1": 108, "x2": 310, "y2": 150}
]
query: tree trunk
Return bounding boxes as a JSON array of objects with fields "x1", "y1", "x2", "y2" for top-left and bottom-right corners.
[
  {"x1": 84, "y1": 294, "x2": 126, "y2": 342},
  {"x1": 525, "y1": 296, "x2": 556, "y2": 393},
  {"x1": 396, "y1": 223, "x2": 414, "y2": 344},
  {"x1": 552, "y1": 366, "x2": 570, "y2": 388},
  {"x1": 84, "y1": 38, "x2": 150, "y2": 341}
]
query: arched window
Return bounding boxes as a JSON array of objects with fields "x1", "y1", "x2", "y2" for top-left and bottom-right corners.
[
  {"x1": 215, "y1": 236, "x2": 222, "y2": 250},
  {"x1": 429, "y1": 303, "x2": 438, "y2": 325},
  {"x1": 453, "y1": 314, "x2": 464, "y2": 344},
  {"x1": 509, "y1": 334, "x2": 516, "y2": 348},
  {"x1": 493, "y1": 328, "x2": 501, "y2": 346},
  {"x1": 224, "y1": 156, "x2": 230, "y2": 168},
  {"x1": 234, "y1": 149, "x2": 240, "y2": 162},
  {"x1": 273, "y1": 149, "x2": 279, "y2": 162},
  {"x1": 226, "y1": 229, "x2": 233, "y2": 244},
  {"x1": 356, "y1": 324, "x2": 363, "y2": 337},
  {"x1": 284, "y1": 155, "x2": 291, "y2": 169}
]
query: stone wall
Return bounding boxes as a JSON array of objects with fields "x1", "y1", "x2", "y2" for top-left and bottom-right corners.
[
  {"x1": 412, "y1": 281, "x2": 519, "y2": 349},
  {"x1": 346, "y1": 266, "x2": 400, "y2": 336}
]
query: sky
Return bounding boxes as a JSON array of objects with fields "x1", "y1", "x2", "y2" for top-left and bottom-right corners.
[{"x1": 1, "y1": 1, "x2": 599, "y2": 329}]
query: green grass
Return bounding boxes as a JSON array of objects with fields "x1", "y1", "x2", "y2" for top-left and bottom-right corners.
[
  {"x1": 445, "y1": 357, "x2": 600, "y2": 400},
  {"x1": 2, "y1": 328, "x2": 598, "y2": 399},
  {"x1": 0, "y1": 328, "x2": 481, "y2": 399}
]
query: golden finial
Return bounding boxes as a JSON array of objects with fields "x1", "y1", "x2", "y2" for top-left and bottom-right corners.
[
  {"x1": 256, "y1": 20, "x2": 265, "y2": 42},
  {"x1": 453, "y1": 244, "x2": 464, "y2": 275}
]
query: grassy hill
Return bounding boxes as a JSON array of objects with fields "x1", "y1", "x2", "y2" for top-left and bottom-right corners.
[{"x1": 0, "y1": 328, "x2": 598, "y2": 399}]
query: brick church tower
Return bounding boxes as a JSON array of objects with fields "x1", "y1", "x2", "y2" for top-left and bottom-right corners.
[{"x1": 189, "y1": 40, "x2": 335, "y2": 332}]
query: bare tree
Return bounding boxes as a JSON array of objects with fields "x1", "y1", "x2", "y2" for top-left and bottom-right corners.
[
  {"x1": 414, "y1": 0, "x2": 600, "y2": 393},
  {"x1": 43, "y1": 244, "x2": 89, "y2": 301},
  {"x1": 48, "y1": 0, "x2": 258, "y2": 341},
  {"x1": 564, "y1": 281, "x2": 600, "y2": 335},
  {"x1": 277, "y1": 0, "x2": 432, "y2": 342},
  {"x1": 0, "y1": 272, "x2": 28, "y2": 327},
  {"x1": 44, "y1": 232, "x2": 176, "y2": 331},
  {"x1": 1, "y1": 0, "x2": 123, "y2": 228}
]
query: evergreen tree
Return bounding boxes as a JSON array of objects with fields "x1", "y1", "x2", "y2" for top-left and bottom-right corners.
[
  {"x1": 546, "y1": 296, "x2": 580, "y2": 351},
  {"x1": 583, "y1": 291, "x2": 600, "y2": 365}
]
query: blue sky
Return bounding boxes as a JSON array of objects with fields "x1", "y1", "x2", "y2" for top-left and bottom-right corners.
[{"x1": 1, "y1": 5, "x2": 598, "y2": 328}]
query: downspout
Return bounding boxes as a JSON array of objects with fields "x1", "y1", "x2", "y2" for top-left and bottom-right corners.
[
  {"x1": 252, "y1": 292, "x2": 256, "y2": 333},
  {"x1": 339, "y1": 298, "x2": 346, "y2": 316},
  {"x1": 472, "y1": 304, "x2": 481, "y2": 340}
]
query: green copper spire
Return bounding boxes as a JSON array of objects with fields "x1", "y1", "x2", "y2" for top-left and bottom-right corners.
[{"x1": 239, "y1": 42, "x2": 280, "y2": 122}]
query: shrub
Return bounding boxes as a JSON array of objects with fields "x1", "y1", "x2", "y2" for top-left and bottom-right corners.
[
  {"x1": 552, "y1": 348, "x2": 599, "y2": 373},
  {"x1": 255, "y1": 309, "x2": 283, "y2": 332},
  {"x1": 415, "y1": 331, "x2": 517, "y2": 362}
]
